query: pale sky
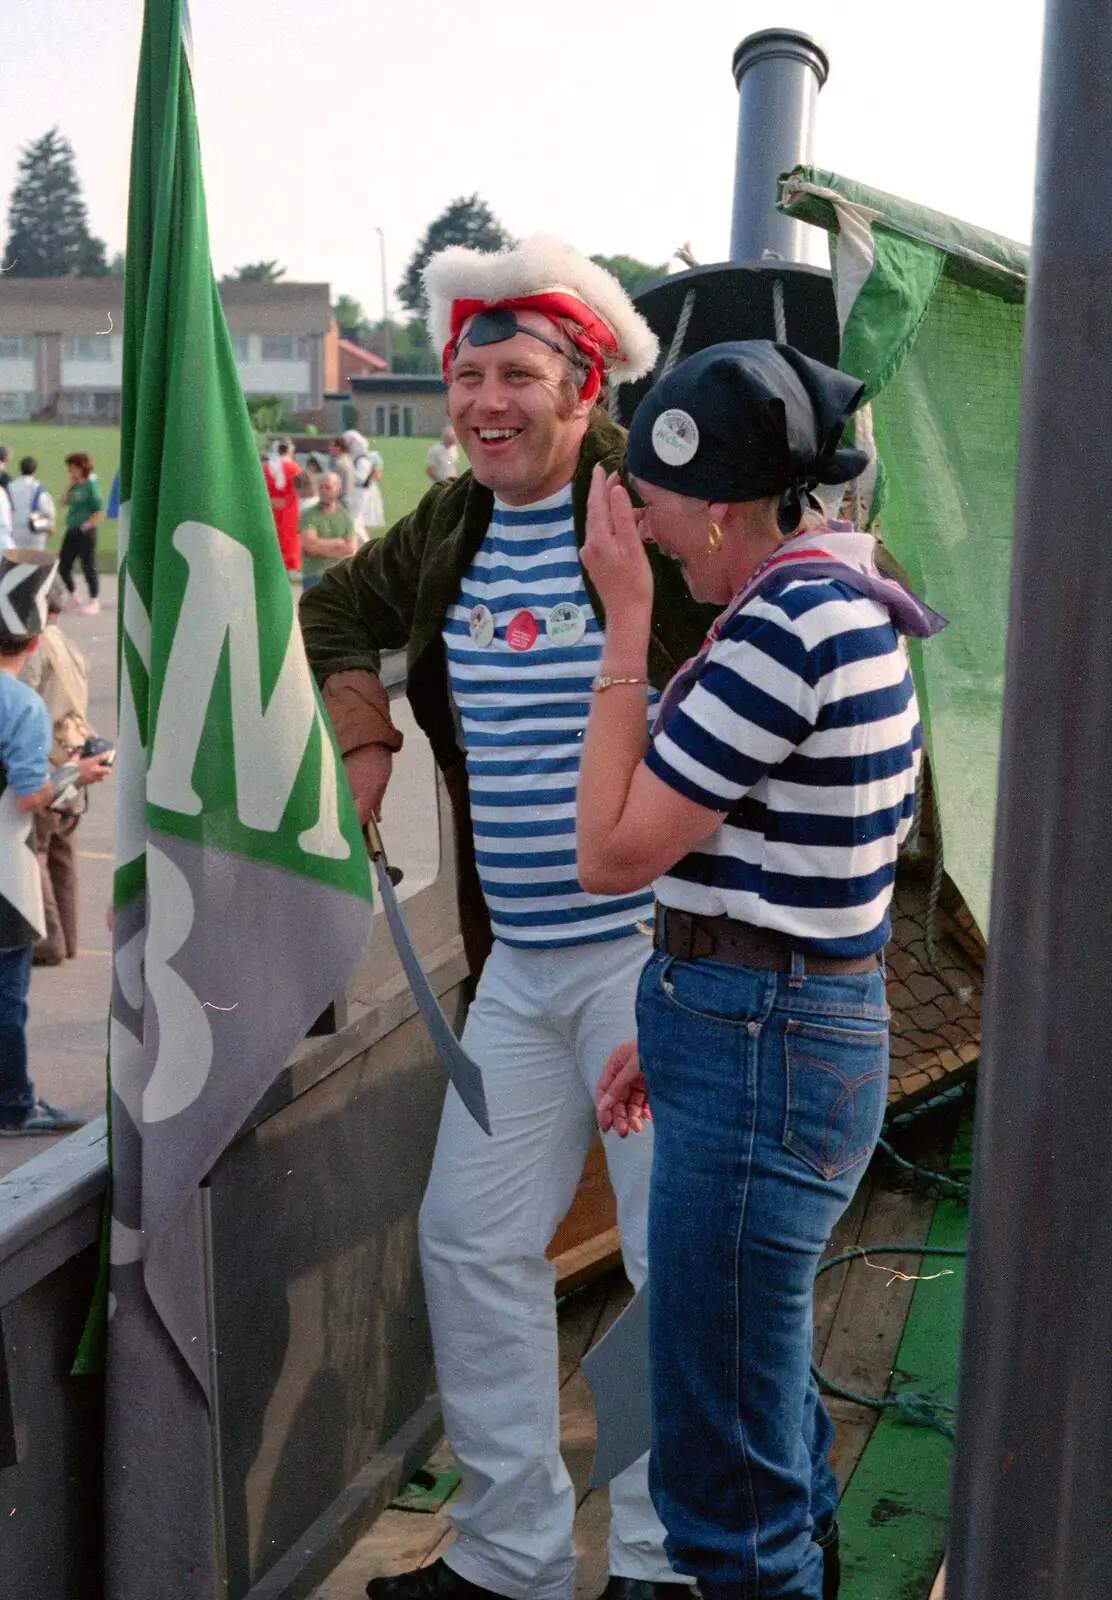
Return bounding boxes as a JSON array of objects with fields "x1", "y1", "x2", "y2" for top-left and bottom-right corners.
[{"x1": 4, "y1": 0, "x2": 1045, "y2": 322}]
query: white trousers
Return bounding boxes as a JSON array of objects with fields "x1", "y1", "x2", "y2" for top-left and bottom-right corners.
[{"x1": 419, "y1": 936, "x2": 679, "y2": 1600}]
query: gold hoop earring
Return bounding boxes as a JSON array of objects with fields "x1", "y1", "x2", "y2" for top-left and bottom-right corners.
[{"x1": 707, "y1": 520, "x2": 723, "y2": 553}]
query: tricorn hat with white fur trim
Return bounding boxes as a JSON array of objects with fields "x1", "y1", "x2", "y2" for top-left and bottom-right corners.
[{"x1": 424, "y1": 233, "x2": 660, "y2": 388}]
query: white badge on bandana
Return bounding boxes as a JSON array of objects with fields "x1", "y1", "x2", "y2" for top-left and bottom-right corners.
[
  {"x1": 545, "y1": 601, "x2": 587, "y2": 646},
  {"x1": 469, "y1": 604, "x2": 495, "y2": 648},
  {"x1": 651, "y1": 408, "x2": 700, "y2": 467}
]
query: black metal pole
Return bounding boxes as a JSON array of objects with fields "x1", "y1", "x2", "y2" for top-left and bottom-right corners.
[{"x1": 947, "y1": 2, "x2": 1112, "y2": 1595}]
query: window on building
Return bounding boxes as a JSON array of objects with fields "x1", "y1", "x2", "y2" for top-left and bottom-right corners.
[
  {"x1": 403, "y1": 407, "x2": 414, "y2": 437},
  {"x1": 374, "y1": 406, "x2": 386, "y2": 435},
  {"x1": 62, "y1": 337, "x2": 113, "y2": 362},
  {"x1": 0, "y1": 337, "x2": 32, "y2": 361},
  {"x1": 388, "y1": 404, "x2": 401, "y2": 437},
  {"x1": 65, "y1": 390, "x2": 116, "y2": 419},
  {"x1": 231, "y1": 336, "x2": 251, "y2": 362},
  {"x1": 0, "y1": 392, "x2": 34, "y2": 421},
  {"x1": 261, "y1": 336, "x2": 308, "y2": 362}
]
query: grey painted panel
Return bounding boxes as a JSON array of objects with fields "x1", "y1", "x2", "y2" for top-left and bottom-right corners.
[
  {"x1": 210, "y1": 1000, "x2": 457, "y2": 1598},
  {"x1": 0, "y1": 1247, "x2": 104, "y2": 1599}
]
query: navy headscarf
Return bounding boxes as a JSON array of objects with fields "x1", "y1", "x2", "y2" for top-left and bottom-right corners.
[{"x1": 626, "y1": 340, "x2": 869, "y2": 534}]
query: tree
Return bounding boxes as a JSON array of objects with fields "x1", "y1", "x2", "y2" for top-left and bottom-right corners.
[
  {"x1": 333, "y1": 293, "x2": 367, "y2": 340},
  {"x1": 398, "y1": 195, "x2": 514, "y2": 313},
  {"x1": 2, "y1": 127, "x2": 108, "y2": 277},
  {"x1": 226, "y1": 260, "x2": 286, "y2": 283},
  {"x1": 590, "y1": 254, "x2": 668, "y2": 297},
  {"x1": 390, "y1": 317, "x2": 440, "y2": 376},
  {"x1": 107, "y1": 252, "x2": 126, "y2": 279}
]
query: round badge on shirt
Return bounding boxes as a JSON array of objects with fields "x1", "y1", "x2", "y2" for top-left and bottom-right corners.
[
  {"x1": 469, "y1": 603, "x2": 495, "y2": 648},
  {"x1": 545, "y1": 602, "x2": 587, "y2": 647},
  {"x1": 651, "y1": 408, "x2": 700, "y2": 467},
  {"x1": 505, "y1": 609, "x2": 539, "y2": 651}
]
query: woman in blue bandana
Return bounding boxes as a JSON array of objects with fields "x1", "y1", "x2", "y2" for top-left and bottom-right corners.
[{"x1": 576, "y1": 341, "x2": 945, "y2": 1600}]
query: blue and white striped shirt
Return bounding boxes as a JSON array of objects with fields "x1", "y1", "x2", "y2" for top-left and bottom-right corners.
[
  {"x1": 646, "y1": 567, "x2": 922, "y2": 957},
  {"x1": 444, "y1": 485, "x2": 654, "y2": 948}
]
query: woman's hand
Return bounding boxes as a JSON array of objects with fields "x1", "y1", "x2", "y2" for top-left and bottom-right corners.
[
  {"x1": 596, "y1": 1038, "x2": 651, "y2": 1137},
  {"x1": 582, "y1": 465, "x2": 653, "y2": 629}
]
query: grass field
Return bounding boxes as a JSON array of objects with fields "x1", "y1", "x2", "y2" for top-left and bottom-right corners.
[{"x1": 0, "y1": 425, "x2": 438, "y2": 569}]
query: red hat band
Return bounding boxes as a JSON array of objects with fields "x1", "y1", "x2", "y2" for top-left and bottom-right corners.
[{"x1": 443, "y1": 290, "x2": 615, "y2": 399}]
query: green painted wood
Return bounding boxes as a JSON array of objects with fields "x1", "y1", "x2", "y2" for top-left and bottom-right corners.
[{"x1": 837, "y1": 1121, "x2": 972, "y2": 1600}]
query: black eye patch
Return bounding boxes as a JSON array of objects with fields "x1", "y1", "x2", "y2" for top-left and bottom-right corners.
[{"x1": 452, "y1": 308, "x2": 569, "y2": 361}]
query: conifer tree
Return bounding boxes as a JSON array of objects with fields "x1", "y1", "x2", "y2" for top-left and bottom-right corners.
[{"x1": 2, "y1": 127, "x2": 108, "y2": 276}]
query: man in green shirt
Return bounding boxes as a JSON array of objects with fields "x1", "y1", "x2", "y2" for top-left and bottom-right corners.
[
  {"x1": 299, "y1": 470, "x2": 357, "y2": 589},
  {"x1": 58, "y1": 452, "x2": 104, "y2": 616}
]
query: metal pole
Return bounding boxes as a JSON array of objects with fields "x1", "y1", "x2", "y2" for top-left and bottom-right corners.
[
  {"x1": 947, "y1": 2, "x2": 1112, "y2": 1595},
  {"x1": 376, "y1": 226, "x2": 393, "y2": 370},
  {"x1": 729, "y1": 29, "x2": 828, "y2": 267}
]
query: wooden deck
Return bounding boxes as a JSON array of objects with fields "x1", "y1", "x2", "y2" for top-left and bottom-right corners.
[{"x1": 312, "y1": 1110, "x2": 960, "y2": 1600}]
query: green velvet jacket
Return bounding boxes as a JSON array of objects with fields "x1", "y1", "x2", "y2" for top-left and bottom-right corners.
[{"x1": 299, "y1": 408, "x2": 716, "y2": 974}]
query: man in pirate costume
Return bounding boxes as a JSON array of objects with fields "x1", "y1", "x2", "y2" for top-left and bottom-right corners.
[
  {"x1": 300, "y1": 237, "x2": 714, "y2": 1600},
  {"x1": 0, "y1": 550, "x2": 109, "y2": 1135}
]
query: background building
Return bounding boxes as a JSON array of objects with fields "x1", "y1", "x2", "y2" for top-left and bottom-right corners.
[
  {"x1": 349, "y1": 373, "x2": 449, "y2": 439},
  {"x1": 0, "y1": 278, "x2": 338, "y2": 423}
]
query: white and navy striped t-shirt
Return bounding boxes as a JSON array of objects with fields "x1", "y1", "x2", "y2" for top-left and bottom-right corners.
[
  {"x1": 444, "y1": 484, "x2": 654, "y2": 948},
  {"x1": 646, "y1": 570, "x2": 921, "y2": 957}
]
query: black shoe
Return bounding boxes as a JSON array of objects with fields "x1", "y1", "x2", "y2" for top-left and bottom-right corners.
[
  {"x1": 366, "y1": 1560, "x2": 508, "y2": 1600},
  {"x1": 598, "y1": 1581, "x2": 695, "y2": 1600},
  {"x1": 814, "y1": 1519, "x2": 840, "y2": 1600}
]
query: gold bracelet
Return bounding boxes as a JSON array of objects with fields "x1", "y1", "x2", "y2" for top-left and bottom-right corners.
[{"x1": 592, "y1": 675, "x2": 648, "y2": 691}]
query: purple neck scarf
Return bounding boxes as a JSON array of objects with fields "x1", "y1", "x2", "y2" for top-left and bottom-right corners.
[{"x1": 652, "y1": 528, "x2": 948, "y2": 736}]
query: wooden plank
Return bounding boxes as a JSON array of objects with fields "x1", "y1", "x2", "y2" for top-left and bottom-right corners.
[
  {"x1": 836, "y1": 1123, "x2": 971, "y2": 1600},
  {"x1": 312, "y1": 1441, "x2": 461, "y2": 1599},
  {"x1": 548, "y1": 1138, "x2": 618, "y2": 1261},
  {"x1": 552, "y1": 1226, "x2": 622, "y2": 1297},
  {"x1": 813, "y1": 1173, "x2": 874, "y2": 1366},
  {"x1": 572, "y1": 1489, "x2": 612, "y2": 1600},
  {"x1": 559, "y1": 1277, "x2": 613, "y2": 1386},
  {"x1": 560, "y1": 1368, "x2": 600, "y2": 1504}
]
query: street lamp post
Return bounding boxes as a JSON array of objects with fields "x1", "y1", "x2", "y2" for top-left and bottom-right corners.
[{"x1": 375, "y1": 227, "x2": 393, "y2": 370}]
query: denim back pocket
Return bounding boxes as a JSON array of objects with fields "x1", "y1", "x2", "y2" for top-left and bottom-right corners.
[{"x1": 782, "y1": 1017, "x2": 888, "y2": 1180}]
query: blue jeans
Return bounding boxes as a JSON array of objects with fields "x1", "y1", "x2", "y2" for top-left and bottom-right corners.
[
  {"x1": 0, "y1": 944, "x2": 36, "y2": 1123},
  {"x1": 636, "y1": 949, "x2": 888, "y2": 1599}
]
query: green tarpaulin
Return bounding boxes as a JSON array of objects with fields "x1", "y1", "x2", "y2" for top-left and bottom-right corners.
[{"x1": 780, "y1": 167, "x2": 1028, "y2": 934}]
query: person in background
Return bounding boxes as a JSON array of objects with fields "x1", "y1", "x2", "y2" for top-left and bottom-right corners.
[
  {"x1": 58, "y1": 452, "x2": 104, "y2": 615},
  {"x1": 305, "y1": 453, "x2": 324, "y2": 496},
  {"x1": 22, "y1": 580, "x2": 107, "y2": 966},
  {"x1": 342, "y1": 429, "x2": 385, "y2": 543},
  {"x1": 8, "y1": 457, "x2": 56, "y2": 550},
  {"x1": 328, "y1": 435, "x2": 357, "y2": 513},
  {"x1": 425, "y1": 424, "x2": 460, "y2": 483},
  {"x1": 0, "y1": 444, "x2": 11, "y2": 492},
  {"x1": 298, "y1": 470, "x2": 357, "y2": 590},
  {"x1": 0, "y1": 552, "x2": 109, "y2": 1136},
  {"x1": 0, "y1": 479, "x2": 12, "y2": 552},
  {"x1": 263, "y1": 437, "x2": 302, "y2": 573},
  {"x1": 294, "y1": 467, "x2": 319, "y2": 518}
]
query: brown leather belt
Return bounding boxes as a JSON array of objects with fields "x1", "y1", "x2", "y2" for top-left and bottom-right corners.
[{"x1": 653, "y1": 905, "x2": 882, "y2": 976}]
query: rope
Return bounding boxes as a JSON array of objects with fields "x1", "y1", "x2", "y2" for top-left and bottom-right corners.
[
  {"x1": 661, "y1": 288, "x2": 696, "y2": 379},
  {"x1": 813, "y1": 1245, "x2": 968, "y2": 1439},
  {"x1": 876, "y1": 1135, "x2": 970, "y2": 1198},
  {"x1": 772, "y1": 276, "x2": 787, "y2": 343}
]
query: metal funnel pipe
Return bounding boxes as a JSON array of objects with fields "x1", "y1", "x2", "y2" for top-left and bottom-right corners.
[{"x1": 729, "y1": 29, "x2": 829, "y2": 266}]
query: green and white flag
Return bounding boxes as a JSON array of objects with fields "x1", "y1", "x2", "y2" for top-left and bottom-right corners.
[
  {"x1": 780, "y1": 166, "x2": 1029, "y2": 934},
  {"x1": 105, "y1": 2, "x2": 372, "y2": 1592}
]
